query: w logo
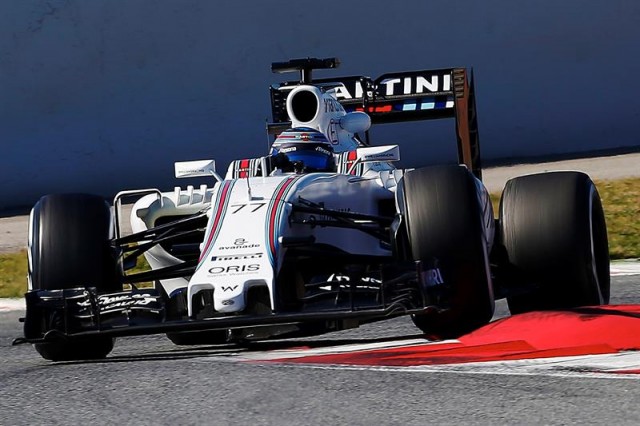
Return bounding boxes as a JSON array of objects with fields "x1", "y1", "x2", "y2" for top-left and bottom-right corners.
[{"x1": 220, "y1": 285, "x2": 238, "y2": 292}]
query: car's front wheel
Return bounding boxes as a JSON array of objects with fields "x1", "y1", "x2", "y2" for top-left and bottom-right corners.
[
  {"x1": 28, "y1": 193, "x2": 120, "y2": 361},
  {"x1": 400, "y1": 165, "x2": 494, "y2": 338}
]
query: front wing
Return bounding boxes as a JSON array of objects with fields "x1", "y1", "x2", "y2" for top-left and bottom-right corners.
[{"x1": 16, "y1": 264, "x2": 438, "y2": 344}]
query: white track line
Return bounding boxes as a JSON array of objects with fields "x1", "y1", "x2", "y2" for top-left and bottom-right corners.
[
  {"x1": 610, "y1": 260, "x2": 640, "y2": 276},
  {"x1": 238, "y1": 339, "x2": 459, "y2": 361},
  {"x1": 0, "y1": 298, "x2": 25, "y2": 312},
  {"x1": 234, "y1": 336, "x2": 640, "y2": 380}
]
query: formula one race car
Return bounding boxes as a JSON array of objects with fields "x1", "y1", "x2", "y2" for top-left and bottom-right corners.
[{"x1": 15, "y1": 58, "x2": 611, "y2": 361}]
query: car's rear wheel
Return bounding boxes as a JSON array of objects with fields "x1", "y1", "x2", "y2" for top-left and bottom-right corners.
[
  {"x1": 29, "y1": 194, "x2": 120, "y2": 361},
  {"x1": 401, "y1": 165, "x2": 494, "y2": 338},
  {"x1": 499, "y1": 172, "x2": 609, "y2": 314}
]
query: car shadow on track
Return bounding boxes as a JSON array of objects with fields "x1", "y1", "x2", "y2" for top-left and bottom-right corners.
[{"x1": 46, "y1": 333, "x2": 429, "y2": 366}]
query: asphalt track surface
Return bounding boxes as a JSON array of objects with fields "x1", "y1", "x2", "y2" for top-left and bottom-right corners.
[{"x1": 1, "y1": 275, "x2": 639, "y2": 425}]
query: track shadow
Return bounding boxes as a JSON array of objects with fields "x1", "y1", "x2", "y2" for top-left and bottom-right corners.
[
  {"x1": 37, "y1": 305, "x2": 640, "y2": 367},
  {"x1": 44, "y1": 332, "x2": 429, "y2": 366}
]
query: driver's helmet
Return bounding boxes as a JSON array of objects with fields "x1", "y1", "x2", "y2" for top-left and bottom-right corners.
[{"x1": 271, "y1": 127, "x2": 336, "y2": 173}]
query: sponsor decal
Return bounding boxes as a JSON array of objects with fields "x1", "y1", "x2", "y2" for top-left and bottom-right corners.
[
  {"x1": 422, "y1": 268, "x2": 444, "y2": 287},
  {"x1": 323, "y1": 97, "x2": 344, "y2": 113},
  {"x1": 316, "y1": 146, "x2": 332, "y2": 156},
  {"x1": 78, "y1": 293, "x2": 159, "y2": 310},
  {"x1": 333, "y1": 72, "x2": 452, "y2": 100},
  {"x1": 363, "y1": 153, "x2": 394, "y2": 160},
  {"x1": 218, "y1": 238, "x2": 261, "y2": 251},
  {"x1": 328, "y1": 274, "x2": 382, "y2": 284},
  {"x1": 208, "y1": 264, "x2": 261, "y2": 275},
  {"x1": 215, "y1": 243, "x2": 257, "y2": 252},
  {"x1": 378, "y1": 75, "x2": 451, "y2": 96},
  {"x1": 221, "y1": 299, "x2": 235, "y2": 306},
  {"x1": 212, "y1": 253, "x2": 263, "y2": 261},
  {"x1": 334, "y1": 84, "x2": 364, "y2": 100}
]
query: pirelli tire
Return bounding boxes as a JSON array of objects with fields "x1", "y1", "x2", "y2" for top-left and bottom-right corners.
[
  {"x1": 499, "y1": 171, "x2": 610, "y2": 314},
  {"x1": 28, "y1": 193, "x2": 120, "y2": 361},
  {"x1": 400, "y1": 165, "x2": 495, "y2": 338}
]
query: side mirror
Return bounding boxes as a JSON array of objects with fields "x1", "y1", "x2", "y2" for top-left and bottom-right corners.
[
  {"x1": 174, "y1": 160, "x2": 220, "y2": 180},
  {"x1": 339, "y1": 112, "x2": 371, "y2": 134}
]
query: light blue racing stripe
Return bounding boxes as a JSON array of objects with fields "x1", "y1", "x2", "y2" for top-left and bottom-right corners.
[{"x1": 264, "y1": 175, "x2": 310, "y2": 267}]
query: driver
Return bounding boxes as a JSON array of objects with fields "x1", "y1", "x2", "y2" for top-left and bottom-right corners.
[{"x1": 270, "y1": 127, "x2": 336, "y2": 174}]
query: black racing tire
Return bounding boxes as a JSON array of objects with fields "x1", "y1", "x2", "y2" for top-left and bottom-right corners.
[
  {"x1": 401, "y1": 165, "x2": 494, "y2": 338},
  {"x1": 34, "y1": 338, "x2": 115, "y2": 363},
  {"x1": 499, "y1": 172, "x2": 610, "y2": 314},
  {"x1": 29, "y1": 193, "x2": 120, "y2": 361}
]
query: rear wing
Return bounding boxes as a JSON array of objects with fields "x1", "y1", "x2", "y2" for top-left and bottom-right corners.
[{"x1": 269, "y1": 58, "x2": 482, "y2": 179}]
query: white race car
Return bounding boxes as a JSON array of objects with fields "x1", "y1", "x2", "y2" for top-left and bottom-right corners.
[{"x1": 16, "y1": 58, "x2": 610, "y2": 361}]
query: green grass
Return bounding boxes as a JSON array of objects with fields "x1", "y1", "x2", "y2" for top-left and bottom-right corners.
[
  {"x1": 0, "y1": 250, "x2": 28, "y2": 298},
  {"x1": 0, "y1": 251, "x2": 152, "y2": 298},
  {"x1": 595, "y1": 178, "x2": 640, "y2": 259},
  {"x1": 1, "y1": 177, "x2": 638, "y2": 298}
]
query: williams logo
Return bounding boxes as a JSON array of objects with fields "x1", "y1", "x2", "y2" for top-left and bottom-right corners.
[{"x1": 220, "y1": 285, "x2": 238, "y2": 292}]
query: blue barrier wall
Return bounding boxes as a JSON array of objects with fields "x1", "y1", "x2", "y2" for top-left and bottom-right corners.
[{"x1": 1, "y1": 0, "x2": 639, "y2": 209}]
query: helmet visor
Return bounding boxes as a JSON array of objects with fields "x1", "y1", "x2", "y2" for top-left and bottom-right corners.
[{"x1": 285, "y1": 150, "x2": 335, "y2": 172}]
